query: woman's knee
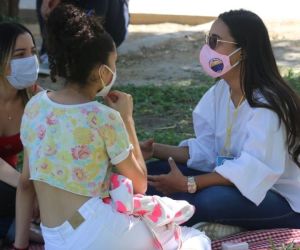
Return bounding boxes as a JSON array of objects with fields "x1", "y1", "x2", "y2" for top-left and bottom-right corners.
[{"x1": 193, "y1": 186, "x2": 241, "y2": 218}]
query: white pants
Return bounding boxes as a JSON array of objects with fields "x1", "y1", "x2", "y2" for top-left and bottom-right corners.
[{"x1": 41, "y1": 197, "x2": 211, "y2": 250}]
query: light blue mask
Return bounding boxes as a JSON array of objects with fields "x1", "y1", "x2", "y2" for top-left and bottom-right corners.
[{"x1": 6, "y1": 55, "x2": 39, "y2": 89}]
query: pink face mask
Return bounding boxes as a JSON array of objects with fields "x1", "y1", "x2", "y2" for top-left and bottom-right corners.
[{"x1": 199, "y1": 44, "x2": 241, "y2": 78}]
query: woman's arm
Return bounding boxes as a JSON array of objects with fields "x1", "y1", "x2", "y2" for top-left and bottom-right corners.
[
  {"x1": 0, "y1": 157, "x2": 20, "y2": 187},
  {"x1": 194, "y1": 172, "x2": 232, "y2": 191},
  {"x1": 153, "y1": 143, "x2": 189, "y2": 164},
  {"x1": 14, "y1": 149, "x2": 35, "y2": 249},
  {"x1": 139, "y1": 140, "x2": 189, "y2": 163},
  {"x1": 148, "y1": 159, "x2": 232, "y2": 194}
]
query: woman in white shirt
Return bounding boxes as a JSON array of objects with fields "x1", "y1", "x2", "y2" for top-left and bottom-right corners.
[{"x1": 143, "y1": 9, "x2": 300, "y2": 229}]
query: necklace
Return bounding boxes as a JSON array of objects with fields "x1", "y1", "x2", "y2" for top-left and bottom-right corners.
[{"x1": 221, "y1": 91, "x2": 244, "y2": 156}]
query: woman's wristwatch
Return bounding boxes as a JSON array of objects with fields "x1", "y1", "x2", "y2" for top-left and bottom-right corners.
[{"x1": 187, "y1": 176, "x2": 197, "y2": 193}]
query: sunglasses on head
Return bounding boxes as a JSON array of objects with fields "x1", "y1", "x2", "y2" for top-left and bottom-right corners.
[{"x1": 205, "y1": 34, "x2": 238, "y2": 50}]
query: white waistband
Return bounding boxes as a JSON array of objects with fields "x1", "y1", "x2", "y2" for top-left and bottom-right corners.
[{"x1": 41, "y1": 197, "x2": 103, "y2": 241}]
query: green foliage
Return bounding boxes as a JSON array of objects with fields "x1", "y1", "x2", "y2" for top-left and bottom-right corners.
[
  {"x1": 0, "y1": 15, "x2": 19, "y2": 23},
  {"x1": 284, "y1": 69, "x2": 300, "y2": 94},
  {"x1": 269, "y1": 237, "x2": 300, "y2": 250},
  {"x1": 117, "y1": 84, "x2": 211, "y2": 145}
]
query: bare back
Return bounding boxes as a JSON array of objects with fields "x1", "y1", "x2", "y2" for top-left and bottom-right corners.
[{"x1": 34, "y1": 181, "x2": 90, "y2": 227}]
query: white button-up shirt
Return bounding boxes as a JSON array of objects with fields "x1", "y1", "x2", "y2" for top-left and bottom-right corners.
[{"x1": 180, "y1": 79, "x2": 300, "y2": 212}]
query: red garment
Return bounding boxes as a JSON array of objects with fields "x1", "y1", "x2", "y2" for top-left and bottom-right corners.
[{"x1": 0, "y1": 133, "x2": 23, "y2": 168}]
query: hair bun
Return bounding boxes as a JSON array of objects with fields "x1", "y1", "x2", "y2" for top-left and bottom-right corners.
[{"x1": 47, "y1": 3, "x2": 105, "y2": 49}]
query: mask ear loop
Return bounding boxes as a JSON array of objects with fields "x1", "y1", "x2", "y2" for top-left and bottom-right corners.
[
  {"x1": 98, "y1": 65, "x2": 106, "y2": 90},
  {"x1": 229, "y1": 47, "x2": 242, "y2": 68}
]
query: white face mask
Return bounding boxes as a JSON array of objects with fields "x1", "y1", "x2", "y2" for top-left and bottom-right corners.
[
  {"x1": 96, "y1": 65, "x2": 117, "y2": 97},
  {"x1": 6, "y1": 55, "x2": 39, "y2": 89}
]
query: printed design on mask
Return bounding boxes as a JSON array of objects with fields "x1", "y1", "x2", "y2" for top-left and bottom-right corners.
[{"x1": 209, "y1": 58, "x2": 224, "y2": 73}]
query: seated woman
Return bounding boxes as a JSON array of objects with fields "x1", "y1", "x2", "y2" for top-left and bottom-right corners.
[
  {"x1": 13, "y1": 4, "x2": 211, "y2": 250},
  {"x1": 0, "y1": 22, "x2": 41, "y2": 243},
  {"x1": 143, "y1": 9, "x2": 300, "y2": 230}
]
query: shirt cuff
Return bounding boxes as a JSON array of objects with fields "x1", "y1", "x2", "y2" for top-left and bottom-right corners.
[{"x1": 110, "y1": 144, "x2": 134, "y2": 165}]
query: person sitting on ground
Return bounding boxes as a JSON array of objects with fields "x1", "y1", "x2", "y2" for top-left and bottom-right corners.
[
  {"x1": 13, "y1": 4, "x2": 211, "y2": 250},
  {"x1": 0, "y1": 22, "x2": 42, "y2": 245},
  {"x1": 142, "y1": 9, "x2": 300, "y2": 230}
]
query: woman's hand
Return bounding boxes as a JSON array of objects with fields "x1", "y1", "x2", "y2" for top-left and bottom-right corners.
[
  {"x1": 148, "y1": 157, "x2": 187, "y2": 195},
  {"x1": 105, "y1": 90, "x2": 133, "y2": 120},
  {"x1": 140, "y1": 139, "x2": 154, "y2": 160}
]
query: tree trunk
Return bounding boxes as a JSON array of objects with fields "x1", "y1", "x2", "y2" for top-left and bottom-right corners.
[
  {"x1": 0, "y1": 0, "x2": 19, "y2": 18},
  {"x1": 0, "y1": 0, "x2": 9, "y2": 17},
  {"x1": 9, "y1": 0, "x2": 20, "y2": 17}
]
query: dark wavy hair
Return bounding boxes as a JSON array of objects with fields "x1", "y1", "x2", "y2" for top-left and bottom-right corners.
[
  {"x1": 0, "y1": 22, "x2": 36, "y2": 104},
  {"x1": 46, "y1": 3, "x2": 115, "y2": 84},
  {"x1": 219, "y1": 9, "x2": 300, "y2": 167}
]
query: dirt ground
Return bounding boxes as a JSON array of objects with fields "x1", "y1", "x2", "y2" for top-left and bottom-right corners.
[
  {"x1": 28, "y1": 19, "x2": 300, "y2": 89},
  {"x1": 116, "y1": 20, "x2": 300, "y2": 86}
]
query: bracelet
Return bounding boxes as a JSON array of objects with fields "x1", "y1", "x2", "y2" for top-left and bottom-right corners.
[{"x1": 12, "y1": 243, "x2": 29, "y2": 250}]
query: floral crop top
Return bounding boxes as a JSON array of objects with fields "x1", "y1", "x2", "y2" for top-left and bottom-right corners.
[{"x1": 20, "y1": 91, "x2": 133, "y2": 197}]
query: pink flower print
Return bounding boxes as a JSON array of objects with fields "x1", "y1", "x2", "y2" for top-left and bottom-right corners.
[
  {"x1": 72, "y1": 168, "x2": 86, "y2": 182},
  {"x1": 174, "y1": 227, "x2": 180, "y2": 241},
  {"x1": 126, "y1": 182, "x2": 132, "y2": 194},
  {"x1": 38, "y1": 160, "x2": 53, "y2": 174},
  {"x1": 41, "y1": 163, "x2": 48, "y2": 171},
  {"x1": 121, "y1": 178, "x2": 132, "y2": 194},
  {"x1": 89, "y1": 114, "x2": 98, "y2": 127},
  {"x1": 88, "y1": 182, "x2": 99, "y2": 196},
  {"x1": 116, "y1": 201, "x2": 127, "y2": 213},
  {"x1": 92, "y1": 106, "x2": 100, "y2": 113},
  {"x1": 110, "y1": 173, "x2": 120, "y2": 189},
  {"x1": 152, "y1": 237, "x2": 162, "y2": 250},
  {"x1": 46, "y1": 112, "x2": 58, "y2": 125},
  {"x1": 175, "y1": 211, "x2": 182, "y2": 218},
  {"x1": 71, "y1": 145, "x2": 90, "y2": 160},
  {"x1": 108, "y1": 113, "x2": 116, "y2": 121},
  {"x1": 37, "y1": 125, "x2": 46, "y2": 140},
  {"x1": 88, "y1": 182, "x2": 96, "y2": 189},
  {"x1": 134, "y1": 209, "x2": 148, "y2": 216},
  {"x1": 133, "y1": 198, "x2": 141, "y2": 209},
  {"x1": 45, "y1": 144, "x2": 57, "y2": 156},
  {"x1": 80, "y1": 108, "x2": 89, "y2": 115},
  {"x1": 147, "y1": 204, "x2": 162, "y2": 223}
]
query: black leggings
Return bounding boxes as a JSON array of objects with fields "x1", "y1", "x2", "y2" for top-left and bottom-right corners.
[{"x1": 0, "y1": 181, "x2": 16, "y2": 218}]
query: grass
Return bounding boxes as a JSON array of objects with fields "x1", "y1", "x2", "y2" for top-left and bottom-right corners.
[
  {"x1": 270, "y1": 238, "x2": 300, "y2": 250},
  {"x1": 285, "y1": 69, "x2": 300, "y2": 93},
  {"x1": 117, "y1": 83, "x2": 212, "y2": 145}
]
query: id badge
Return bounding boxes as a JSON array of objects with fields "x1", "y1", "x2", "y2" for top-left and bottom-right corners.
[{"x1": 216, "y1": 156, "x2": 234, "y2": 166}]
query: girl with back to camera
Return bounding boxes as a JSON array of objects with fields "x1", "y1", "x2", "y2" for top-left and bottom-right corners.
[
  {"x1": 144, "y1": 9, "x2": 300, "y2": 230},
  {"x1": 13, "y1": 3, "x2": 211, "y2": 250}
]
